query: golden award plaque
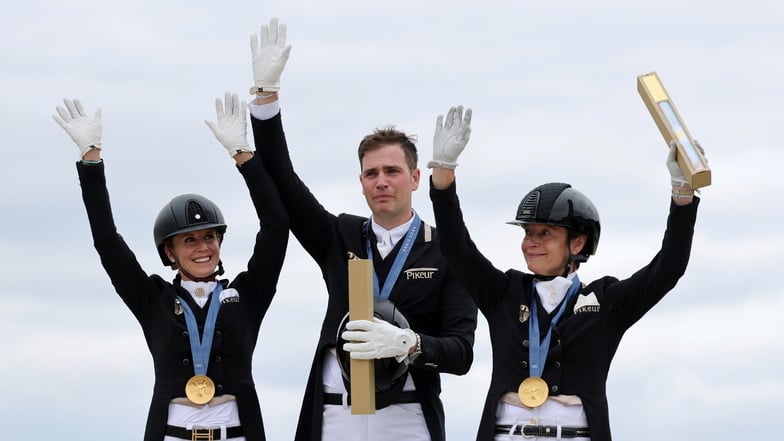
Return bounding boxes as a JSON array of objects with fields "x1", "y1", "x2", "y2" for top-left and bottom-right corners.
[
  {"x1": 518, "y1": 377, "x2": 549, "y2": 408},
  {"x1": 185, "y1": 375, "x2": 215, "y2": 405}
]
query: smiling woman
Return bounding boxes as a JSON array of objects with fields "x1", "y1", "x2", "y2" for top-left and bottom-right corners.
[{"x1": 53, "y1": 94, "x2": 290, "y2": 441}]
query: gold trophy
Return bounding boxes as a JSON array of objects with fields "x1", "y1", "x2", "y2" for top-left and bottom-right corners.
[{"x1": 638, "y1": 72, "x2": 711, "y2": 189}]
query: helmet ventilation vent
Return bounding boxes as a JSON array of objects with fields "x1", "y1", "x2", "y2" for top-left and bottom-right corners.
[
  {"x1": 518, "y1": 191, "x2": 541, "y2": 219},
  {"x1": 186, "y1": 200, "x2": 207, "y2": 226}
]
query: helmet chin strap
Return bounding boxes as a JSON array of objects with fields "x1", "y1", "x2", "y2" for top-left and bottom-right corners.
[
  {"x1": 533, "y1": 242, "x2": 574, "y2": 281},
  {"x1": 175, "y1": 260, "x2": 225, "y2": 282}
]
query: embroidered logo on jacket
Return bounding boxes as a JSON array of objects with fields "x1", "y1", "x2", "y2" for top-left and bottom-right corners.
[
  {"x1": 404, "y1": 267, "x2": 438, "y2": 280},
  {"x1": 573, "y1": 292, "x2": 600, "y2": 313},
  {"x1": 220, "y1": 288, "x2": 241, "y2": 304}
]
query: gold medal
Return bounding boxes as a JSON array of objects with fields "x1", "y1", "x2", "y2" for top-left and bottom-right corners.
[
  {"x1": 185, "y1": 375, "x2": 215, "y2": 405},
  {"x1": 518, "y1": 377, "x2": 548, "y2": 408}
]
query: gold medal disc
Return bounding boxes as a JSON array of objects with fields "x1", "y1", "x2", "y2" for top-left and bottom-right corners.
[
  {"x1": 185, "y1": 375, "x2": 215, "y2": 405},
  {"x1": 518, "y1": 377, "x2": 549, "y2": 408}
]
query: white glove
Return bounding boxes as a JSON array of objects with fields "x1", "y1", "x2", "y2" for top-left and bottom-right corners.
[
  {"x1": 667, "y1": 141, "x2": 688, "y2": 186},
  {"x1": 205, "y1": 92, "x2": 252, "y2": 157},
  {"x1": 341, "y1": 318, "x2": 417, "y2": 362},
  {"x1": 250, "y1": 17, "x2": 292, "y2": 93},
  {"x1": 427, "y1": 105, "x2": 472, "y2": 169},
  {"x1": 53, "y1": 98, "x2": 102, "y2": 159}
]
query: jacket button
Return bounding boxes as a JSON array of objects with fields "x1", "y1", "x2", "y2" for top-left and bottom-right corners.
[
  {"x1": 521, "y1": 361, "x2": 528, "y2": 368},
  {"x1": 554, "y1": 361, "x2": 561, "y2": 368},
  {"x1": 215, "y1": 330, "x2": 222, "y2": 336},
  {"x1": 556, "y1": 339, "x2": 561, "y2": 346},
  {"x1": 522, "y1": 340, "x2": 529, "y2": 348},
  {"x1": 216, "y1": 384, "x2": 223, "y2": 392},
  {"x1": 214, "y1": 356, "x2": 222, "y2": 363},
  {"x1": 182, "y1": 358, "x2": 190, "y2": 365},
  {"x1": 551, "y1": 385, "x2": 559, "y2": 393},
  {"x1": 182, "y1": 331, "x2": 188, "y2": 336}
]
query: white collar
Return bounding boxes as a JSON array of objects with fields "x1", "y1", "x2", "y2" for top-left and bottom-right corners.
[
  {"x1": 534, "y1": 272, "x2": 577, "y2": 314},
  {"x1": 370, "y1": 212, "x2": 417, "y2": 248},
  {"x1": 180, "y1": 280, "x2": 217, "y2": 308}
]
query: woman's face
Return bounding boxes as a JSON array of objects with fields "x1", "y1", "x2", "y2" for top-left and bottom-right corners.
[
  {"x1": 521, "y1": 224, "x2": 585, "y2": 276},
  {"x1": 165, "y1": 228, "x2": 221, "y2": 281}
]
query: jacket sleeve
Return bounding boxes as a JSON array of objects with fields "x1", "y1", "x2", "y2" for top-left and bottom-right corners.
[
  {"x1": 415, "y1": 251, "x2": 478, "y2": 376},
  {"x1": 76, "y1": 160, "x2": 156, "y2": 320},
  {"x1": 250, "y1": 112, "x2": 338, "y2": 264},
  {"x1": 230, "y1": 154, "x2": 289, "y2": 317},
  {"x1": 429, "y1": 177, "x2": 512, "y2": 312},
  {"x1": 605, "y1": 197, "x2": 700, "y2": 331}
]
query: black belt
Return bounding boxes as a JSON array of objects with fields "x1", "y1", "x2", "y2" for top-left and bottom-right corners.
[
  {"x1": 495, "y1": 424, "x2": 591, "y2": 438},
  {"x1": 323, "y1": 391, "x2": 420, "y2": 406},
  {"x1": 166, "y1": 424, "x2": 244, "y2": 440}
]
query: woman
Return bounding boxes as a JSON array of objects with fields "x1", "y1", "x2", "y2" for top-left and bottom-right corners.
[
  {"x1": 53, "y1": 93, "x2": 288, "y2": 441},
  {"x1": 427, "y1": 106, "x2": 701, "y2": 440}
]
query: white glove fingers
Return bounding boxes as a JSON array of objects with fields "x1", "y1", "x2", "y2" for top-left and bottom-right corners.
[
  {"x1": 444, "y1": 106, "x2": 456, "y2": 129},
  {"x1": 224, "y1": 91, "x2": 235, "y2": 117},
  {"x1": 452, "y1": 105, "x2": 464, "y2": 128},
  {"x1": 214, "y1": 97, "x2": 226, "y2": 123},
  {"x1": 250, "y1": 33, "x2": 258, "y2": 56},
  {"x1": 463, "y1": 107, "x2": 473, "y2": 128},
  {"x1": 55, "y1": 105, "x2": 71, "y2": 123},
  {"x1": 277, "y1": 22, "x2": 287, "y2": 48},
  {"x1": 93, "y1": 107, "x2": 102, "y2": 126},
  {"x1": 344, "y1": 319, "x2": 374, "y2": 331},
  {"x1": 260, "y1": 22, "x2": 270, "y2": 47},
  {"x1": 52, "y1": 114, "x2": 67, "y2": 129},
  {"x1": 341, "y1": 330, "x2": 371, "y2": 342},
  {"x1": 268, "y1": 17, "x2": 279, "y2": 44},
  {"x1": 73, "y1": 99, "x2": 88, "y2": 118},
  {"x1": 64, "y1": 99, "x2": 79, "y2": 119}
]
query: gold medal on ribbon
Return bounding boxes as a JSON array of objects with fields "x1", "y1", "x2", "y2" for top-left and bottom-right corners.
[
  {"x1": 518, "y1": 377, "x2": 548, "y2": 408},
  {"x1": 185, "y1": 374, "x2": 215, "y2": 405}
]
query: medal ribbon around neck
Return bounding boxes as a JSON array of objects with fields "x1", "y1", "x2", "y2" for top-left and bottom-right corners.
[
  {"x1": 528, "y1": 276, "x2": 580, "y2": 378},
  {"x1": 365, "y1": 213, "x2": 421, "y2": 300},
  {"x1": 177, "y1": 283, "x2": 223, "y2": 376}
]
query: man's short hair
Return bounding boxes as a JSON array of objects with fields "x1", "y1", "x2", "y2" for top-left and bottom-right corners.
[{"x1": 357, "y1": 127, "x2": 418, "y2": 173}]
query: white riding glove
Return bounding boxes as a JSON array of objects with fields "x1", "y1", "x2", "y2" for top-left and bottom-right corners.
[
  {"x1": 250, "y1": 17, "x2": 292, "y2": 93},
  {"x1": 341, "y1": 318, "x2": 417, "y2": 362},
  {"x1": 53, "y1": 98, "x2": 102, "y2": 159},
  {"x1": 205, "y1": 92, "x2": 252, "y2": 157},
  {"x1": 667, "y1": 142, "x2": 688, "y2": 186},
  {"x1": 427, "y1": 105, "x2": 472, "y2": 169}
]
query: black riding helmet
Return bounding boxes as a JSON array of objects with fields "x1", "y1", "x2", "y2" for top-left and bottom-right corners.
[
  {"x1": 153, "y1": 194, "x2": 227, "y2": 267},
  {"x1": 506, "y1": 182, "x2": 600, "y2": 263},
  {"x1": 336, "y1": 299, "x2": 411, "y2": 409}
]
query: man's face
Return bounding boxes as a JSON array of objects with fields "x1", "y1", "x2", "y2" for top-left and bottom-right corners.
[{"x1": 359, "y1": 143, "x2": 420, "y2": 229}]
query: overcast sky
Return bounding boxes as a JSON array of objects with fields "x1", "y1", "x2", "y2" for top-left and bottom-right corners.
[{"x1": 2, "y1": 0, "x2": 782, "y2": 439}]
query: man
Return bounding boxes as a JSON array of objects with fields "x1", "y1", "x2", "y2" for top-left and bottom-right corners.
[{"x1": 243, "y1": 17, "x2": 477, "y2": 441}]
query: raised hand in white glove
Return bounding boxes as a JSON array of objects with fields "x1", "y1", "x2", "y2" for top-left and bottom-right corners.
[
  {"x1": 53, "y1": 99, "x2": 102, "y2": 159},
  {"x1": 250, "y1": 17, "x2": 292, "y2": 93},
  {"x1": 205, "y1": 92, "x2": 252, "y2": 157},
  {"x1": 341, "y1": 318, "x2": 417, "y2": 362},
  {"x1": 427, "y1": 105, "x2": 472, "y2": 169}
]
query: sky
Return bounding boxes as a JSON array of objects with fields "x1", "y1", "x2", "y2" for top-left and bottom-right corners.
[{"x1": 1, "y1": 0, "x2": 782, "y2": 439}]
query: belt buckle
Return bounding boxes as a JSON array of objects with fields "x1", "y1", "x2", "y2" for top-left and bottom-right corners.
[
  {"x1": 191, "y1": 428, "x2": 214, "y2": 441},
  {"x1": 521, "y1": 424, "x2": 536, "y2": 439}
]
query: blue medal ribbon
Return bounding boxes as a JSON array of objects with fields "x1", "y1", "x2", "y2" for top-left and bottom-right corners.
[
  {"x1": 528, "y1": 276, "x2": 581, "y2": 378},
  {"x1": 365, "y1": 213, "x2": 421, "y2": 299},
  {"x1": 177, "y1": 283, "x2": 223, "y2": 376}
]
